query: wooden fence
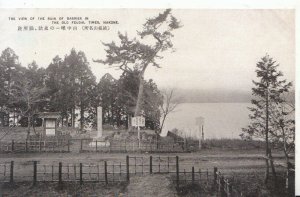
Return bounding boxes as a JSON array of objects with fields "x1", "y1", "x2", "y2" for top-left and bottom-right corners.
[
  {"x1": 0, "y1": 139, "x2": 70, "y2": 153},
  {"x1": 0, "y1": 155, "x2": 246, "y2": 197},
  {"x1": 214, "y1": 168, "x2": 243, "y2": 197},
  {"x1": 0, "y1": 155, "x2": 294, "y2": 196},
  {"x1": 0, "y1": 156, "x2": 180, "y2": 183},
  {"x1": 263, "y1": 155, "x2": 295, "y2": 195},
  {"x1": 0, "y1": 156, "x2": 211, "y2": 184},
  {"x1": 0, "y1": 138, "x2": 187, "y2": 153}
]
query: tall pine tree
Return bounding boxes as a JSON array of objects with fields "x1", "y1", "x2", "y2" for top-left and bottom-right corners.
[
  {"x1": 95, "y1": 9, "x2": 181, "y2": 118},
  {"x1": 0, "y1": 48, "x2": 21, "y2": 126},
  {"x1": 241, "y1": 54, "x2": 292, "y2": 184}
]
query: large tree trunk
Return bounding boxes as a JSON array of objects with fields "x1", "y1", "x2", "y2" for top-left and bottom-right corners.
[
  {"x1": 116, "y1": 109, "x2": 121, "y2": 127},
  {"x1": 13, "y1": 109, "x2": 16, "y2": 126},
  {"x1": 80, "y1": 101, "x2": 84, "y2": 131},
  {"x1": 134, "y1": 75, "x2": 144, "y2": 117},
  {"x1": 102, "y1": 108, "x2": 105, "y2": 125},
  {"x1": 265, "y1": 159, "x2": 270, "y2": 183},
  {"x1": 125, "y1": 114, "x2": 129, "y2": 129},
  {"x1": 32, "y1": 115, "x2": 37, "y2": 135},
  {"x1": 72, "y1": 107, "x2": 75, "y2": 127},
  {"x1": 281, "y1": 127, "x2": 291, "y2": 167},
  {"x1": 66, "y1": 112, "x2": 69, "y2": 127},
  {"x1": 159, "y1": 113, "x2": 167, "y2": 134},
  {"x1": 27, "y1": 116, "x2": 31, "y2": 138},
  {"x1": 80, "y1": 79, "x2": 84, "y2": 131},
  {"x1": 269, "y1": 148, "x2": 277, "y2": 185},
  {"x1": 68, "y1": 110, "x2": 70, "y2": 127},
  {"x1": 5, "y1": 112, "x2": 9, "y2": 126},
  {"x1": 265, "y1": 81, "x2": 270, "y2": 184},
  {"x1": 0, "y1": 110, "x2": 4, "y2": 127},
  {"x1": 95, "y1": 106, "x2": 98, "y2": 129}
]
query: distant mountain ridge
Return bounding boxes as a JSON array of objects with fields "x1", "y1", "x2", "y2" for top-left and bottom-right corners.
[{"x1": 174, "y1": 88, "x2": 295, "y2": 103}]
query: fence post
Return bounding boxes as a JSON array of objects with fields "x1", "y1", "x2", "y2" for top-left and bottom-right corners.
[
  {"x1": 104, "y1": 161, "x2": 108, "y2": 185},
  {"x1": 80, "y1": 163, "x2": 83, "y2": 185},
  {"x1": 218, "y1": 173, "x2": 221, "y2": 193},
  {"x1": 25, "y1": 140, "x2": 28, "y2": 152},
  {"x1": 134, "y1": 157, "x2": 137, "y2": 174},
  {"x1": 125, "y1": 140, "x2": 127, "y2": 152},
  {"x1": 214, "y1": 167, "x2": 217, "y2": 187},
  {"x1": 192, "y1": 166, "x2": 195, "y2": 184},
  {"x1": 10, "y1": 161, "x2": 14, "y2": 184},
  {"x1": 167, "y1": 157, "x2": 170, "y2": 173},
  {"x1": 225, "y1": 179, "x2": 228, "y2": 197},
  {"x1": 58, "y1": 162, "x2": 62, "y2": 188},
  {"x1": 150, "y1": 156, "x2": 153, "y2": 174},
  {"x1": 33, "y1": 161, "x2": 37, "y2": 186},
  {"x1": 228, "y1": 182, "x2": 232, "y2": 197},
  {"x1": 67, "y1": 140, "x2": 70, "y2": 152},
  {"x1": 286, "y1": 169, "x2": 289, "y2": 190},
  {"x1": 158, "y1": 156, "x2": 160, "y2": 173},
  {"x1": 80, "y1": 139, "x2": 83, "y2": 152},
  {"x1": 96, "y1": 140, "x2": 98, "y2": 152},
  {"x1": 141, "y1": 159, "x2": 144, "y2": 175},
  {"x1": 41, "y1": 140, "x2": 43, "y2": 152},
  {"x1": 52, "y1": 165, "x2": 54, "y2": 181},
  {"x1": 126, "y1": 155, "x2": 130, "y2": 182},
  {"x1": 11, "y1": 140, "x2": 14, "y2": 152},
  {"x1": 176, "y1": 155, "x2": 179, "y2": 188},
  {"x1": 221, "y1": 176, "x2": 225, "y2": 197}
]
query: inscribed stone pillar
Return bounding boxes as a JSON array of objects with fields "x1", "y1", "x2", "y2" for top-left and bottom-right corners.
[
  {"x1": 97, "y1": 106, "x2": 102, "y2": 138},
  {"x1": 196, "y1": 117, "x2": 205, "y2": 149}
]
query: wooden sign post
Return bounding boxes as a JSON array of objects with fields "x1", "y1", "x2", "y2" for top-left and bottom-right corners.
[{"x1": 132, "y1": 116, "x2": 145, "y2": 149}]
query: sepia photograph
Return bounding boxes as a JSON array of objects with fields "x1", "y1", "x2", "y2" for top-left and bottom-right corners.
[{"x1": 0, "y1": 2, "x2": 297, "y2": 196}]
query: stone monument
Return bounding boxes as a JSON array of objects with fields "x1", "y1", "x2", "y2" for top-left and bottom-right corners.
[
  {"x1": 89, "y1": 106, "x2": 110, "y2": 147},
  {"x1": 96, "y1": 106, "x2": 102, "y2": 138}
]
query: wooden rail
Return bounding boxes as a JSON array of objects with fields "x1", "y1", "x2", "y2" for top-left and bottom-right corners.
[
  {"x1": 0, "y1": 139, "x2": 70, "y2": 153},
  {"x1": 0, "y1": 155, "x2": 253, "y2": 196}
]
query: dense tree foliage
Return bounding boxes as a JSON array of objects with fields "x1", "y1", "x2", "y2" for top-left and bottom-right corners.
[
  {"x1": 0, "y1": 48, "x2": 23, "y2": 126},
  {"x1": 0, "y1": 10, "x2": 180, "y2": 135},
  {"x1": 0, "y1": 47, "x2": 163, "y2": 134}
]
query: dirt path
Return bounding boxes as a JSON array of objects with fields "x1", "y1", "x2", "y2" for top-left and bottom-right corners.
[{"x1": 125, "y1": 174, "x2": 177, "y2": 197}]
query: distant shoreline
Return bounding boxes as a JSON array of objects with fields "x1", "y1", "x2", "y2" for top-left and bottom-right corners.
[{"x1": 174, "y1": 88, "x2": 295, "y2": 104}]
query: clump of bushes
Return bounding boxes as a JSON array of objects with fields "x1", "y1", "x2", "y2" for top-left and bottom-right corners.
[{"x1": 186, "y1": 138, "x2": 265, "y2": 150}]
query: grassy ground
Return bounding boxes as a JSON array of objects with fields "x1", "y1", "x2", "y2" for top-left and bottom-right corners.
[
  {"x1": 126, "y1": 174, "x2": 177, "y2": 197},
  {"x1": 0, "y1": 181, "x2": 128, "y2": 197},
  {"x1": 0, "y1": 127, "x2": 294, "y2": 196},
  {"x1": 0, "y1": 149, "x2": 292, "y2": 196}
]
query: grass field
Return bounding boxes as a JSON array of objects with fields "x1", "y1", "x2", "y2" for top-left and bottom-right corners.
[
  {"x1": 0, "y1": 128, "x2": 294, "y2": 196},
  {"x1": 0, "y1": 149, "x2": 292, "y2": 196}
]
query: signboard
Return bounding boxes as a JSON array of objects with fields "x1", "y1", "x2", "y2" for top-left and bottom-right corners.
[
  {"x1": 46, "y1": 128, "x2": 56, "y2": 136},
  {"x1": 131, "y1": 116, "x2": 145, "y2": 127},
  {"x1": 131, "y1": 117, "x2": 137, "y2": 127}
]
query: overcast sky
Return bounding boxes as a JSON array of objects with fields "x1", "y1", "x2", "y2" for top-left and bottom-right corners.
[{"x1": 0, "y1": 9, "x2": 295, "y2": 91}]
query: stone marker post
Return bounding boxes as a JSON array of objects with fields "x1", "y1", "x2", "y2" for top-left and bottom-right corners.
[
  {"x1": 97, "y1": 106, "x2": 102, "y2": 138},
  {"x1": 196, "y1": 117, "x2": 205, "y2": 149}
]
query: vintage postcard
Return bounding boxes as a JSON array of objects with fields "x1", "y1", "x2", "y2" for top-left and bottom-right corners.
[{"x1": 0, "y1": 2, "x2": 297, "y2": 196}]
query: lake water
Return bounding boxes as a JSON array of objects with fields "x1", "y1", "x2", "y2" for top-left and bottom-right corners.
[{"x1": 161, "y1": 103, "x2": 251, "y2": 139}]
